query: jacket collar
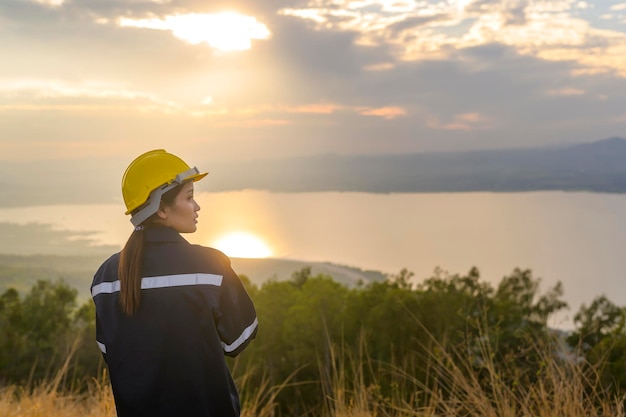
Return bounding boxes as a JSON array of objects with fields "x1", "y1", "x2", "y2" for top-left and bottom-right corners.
[{"x1": 144, "y1": 226, "x2": 189, "y2": 244}]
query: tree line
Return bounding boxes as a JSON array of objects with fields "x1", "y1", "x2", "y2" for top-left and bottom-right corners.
[{"x1": 1, "y1": 267, "x2": 625, "y2": 414}]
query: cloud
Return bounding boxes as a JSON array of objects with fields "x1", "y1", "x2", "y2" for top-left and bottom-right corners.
[
  {"x1": 363, "y1": 62, "x2": 395, "y2": 71},
  {"x1": 0, "y1": 72, "x2": 406, "y2": 118},
  {"x1": 1, "y1": 0, "x2": 626, "y2": 164},
  {"x1": 427, "y1": 112, "x2": 494, "y2": 131},
  {"x1": 0, "y1": 79, "x2": 182, "y2": 113},
  {"x1": 28, "y1": 0, "x2": 65, "y2": 7},
  {"x1": 358, "y1": 106, "x2": 406, "y2": 119},
  {"x1": 279, "y1": 0, "x2": 626, "y2": 77},
  {"x1": 546, "y1": 87, "x2": 586, "y2": 96},
  {"x1": 213, "y1": 118, "x2": 291, "y2": 127},
  {"x1": 0, "y1": 222, "x2": 117, "y2": 255},
  {"x1": 284, "y1": 104, "x2": 341, "y2": 114},
  {"x1": 117, "y1": 12, "x2": 271, "y2": 51},
  {"x1": 196, "y1": 102, "x2": 408, "y2": 120}
]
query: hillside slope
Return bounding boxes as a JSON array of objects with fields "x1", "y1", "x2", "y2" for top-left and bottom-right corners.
[{"x1": 0, "y1": 254, "x2": 386, "y2": 301}]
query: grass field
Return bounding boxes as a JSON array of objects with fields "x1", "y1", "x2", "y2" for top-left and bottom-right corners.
[{"x1": 2, "y1": 339, "x2": 624, "y2": 417}]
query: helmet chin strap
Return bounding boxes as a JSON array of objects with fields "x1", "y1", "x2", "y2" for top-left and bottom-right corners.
[{"x1": 129, "y1": 167, "x2": 200, "y2": 227}]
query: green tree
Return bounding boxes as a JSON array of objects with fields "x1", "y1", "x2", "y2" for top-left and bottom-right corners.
[
  {"x1": 290, "y1": 266, "x2": 311, "y2": 289},
  {"x1": 234, "y1": 268, "x2": 350, "y2": 415},
  {"x1": 478, "y1": 269, "x2": 567, "y2": 390},
  {"x1": 567, "y1": 295, "x2": 626, "y2": 353},
  {"x1": 567, "y1": 296, "x2": 626, "y2": 397},
  {"x1": 0, "y1": 287, "x2": 24, "y2": 382},
  {"x1": 71, "y1": 299, "x2": 104, "y2": 384},
  {"x1": 0, "y1": 279, "x2": 79, "y2": 384}
]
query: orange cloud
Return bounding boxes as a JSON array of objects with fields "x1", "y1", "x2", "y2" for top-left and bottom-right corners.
[
  {"x1": 427, "y1": 112, "x2": 493, "y2": 130},
  {"x1": 213, "y1": 118, "x2": 291, "y2": 127},
  {"x1": 358, "y1": 106, "x2": 407, "y2": 119},
  {"x1": 456, "y1": 112, "x2": 487, "y2": 122},
  {"x1": 284, "y1": 104, "x2": 341, "y2": 114},
  {"x1": 218, "y1": 103, "x2": 406, "y2": 119},
  {"x1": 546, "y1": 88, "x2": 585, "y2": 96}
]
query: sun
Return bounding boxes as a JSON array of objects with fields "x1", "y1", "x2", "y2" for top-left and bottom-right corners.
[
  {"x1": 119, "y1": 12, "x2": 271, "y2": 52},
  {"x1": 213, "y1": 232, "x2": 272, "y2": 258}
]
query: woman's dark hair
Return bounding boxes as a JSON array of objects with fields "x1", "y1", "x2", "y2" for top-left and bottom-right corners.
[{"x1": 118, "y1": 182, "x2": 185, "y2": 315}]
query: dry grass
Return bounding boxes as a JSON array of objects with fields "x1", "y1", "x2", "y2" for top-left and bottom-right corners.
[
  {"x1": 323, "y1": 333, "x2": 626, "y2": 417},
  {"x1": 0, "y1": 339, "x2": 116, "y2": 417},
  {"x1": 0, "y1": 338, "x2": 287, "y2": 417},
  {"x1": 1, "y1": 337, "x2": 625, "y2": 417},
  {"x1": 0, "y1": 377, "x2": 117, "y2": 417}
]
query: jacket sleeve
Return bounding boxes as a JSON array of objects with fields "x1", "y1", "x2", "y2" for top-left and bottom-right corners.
[
  {"x1": 215, "y1": 254, "x2": 258, "y2": 357},
  {"x1": 95, "y1": 311, "x2": 108, "y2": 363}
]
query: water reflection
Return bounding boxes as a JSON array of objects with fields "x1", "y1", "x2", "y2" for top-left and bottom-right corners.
[{"x1": 1, "y1": 190, "x2": 625, "y2": 329}]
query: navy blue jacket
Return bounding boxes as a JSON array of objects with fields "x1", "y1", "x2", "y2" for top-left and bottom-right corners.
[{"x1": 91, "y1": 226, "x2": 258, "y2": 417}]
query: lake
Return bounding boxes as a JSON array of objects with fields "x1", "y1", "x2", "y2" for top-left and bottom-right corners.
[{"x1": 1, "y1": 190, "x2": 625, "y2": 330}]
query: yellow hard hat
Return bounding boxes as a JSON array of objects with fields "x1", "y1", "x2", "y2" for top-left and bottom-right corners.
[{"x1": 122, "y1": 149, "x2": 207, "y2": 226}]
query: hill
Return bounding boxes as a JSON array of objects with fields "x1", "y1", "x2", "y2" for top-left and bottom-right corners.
[
  {"x1": 2, "y1": 137, "x2": 625, "y2": 209},
  {"x1": 230, "y1": 257, "x2": 386, "y2": 287},
  {"x1": 207, "y1": 136, "x2": 626, "y2": 193},
  {"x1": 0, "y1": 254, "x2": 386, "y2": 301}
]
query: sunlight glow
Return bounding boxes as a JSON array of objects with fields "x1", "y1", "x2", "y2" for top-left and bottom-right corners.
[
  {"x1": 119, "y1": 12, "x2": 271, "y2": 51},
  {"x1": 33, "y1": 0, "x2": 65, "y2": 7},
  {"x1": 213, "y1": 232, "x2": 272, "y2": 258}
]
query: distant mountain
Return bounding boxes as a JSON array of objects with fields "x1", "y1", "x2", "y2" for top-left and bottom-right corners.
[
  {"x1": 2, "y1": 138, "x2": 625, "y2": 208},
  {"x1": 208, "y1": 137, "x2": 626, "y2": 194},
  {"x1": 0, "y1": 254, "x2": 386, "y2": 301}
]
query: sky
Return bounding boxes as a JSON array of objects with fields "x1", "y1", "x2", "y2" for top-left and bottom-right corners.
[
  {"x1": 1, "y1": 0, "x2": 626, "y2": 318},
  {"x1": 1, "y1": 0, "x2": 626, "y2": 167}
]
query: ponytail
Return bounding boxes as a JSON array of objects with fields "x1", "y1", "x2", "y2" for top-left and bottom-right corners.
[
  {"x1": 117, "y1": 182, "x2": 186, "y2": 315},
  {"x1": 118, "y1": 229, "x2": 145, "y2": 315}
]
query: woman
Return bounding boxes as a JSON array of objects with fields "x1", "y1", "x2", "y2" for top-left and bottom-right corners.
[{"x1": 91, "y1": 149, "x2": 258, "y2": 417}]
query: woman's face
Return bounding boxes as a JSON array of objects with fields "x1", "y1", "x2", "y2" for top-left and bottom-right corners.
[{"x1": 157, "y1": 181, "x2": 201, "y2": 233}]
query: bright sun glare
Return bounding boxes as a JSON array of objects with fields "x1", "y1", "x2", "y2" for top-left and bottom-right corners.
[
  {"x1": 119, "y1": 12, "x2": 271, "y2": 52},
  {"x1": 213, "y1": 232, "x2": 273, "y2": 259}
]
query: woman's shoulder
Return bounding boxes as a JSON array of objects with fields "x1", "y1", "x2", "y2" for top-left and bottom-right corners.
[
  {"x1": 97, "y1": 252, "x2": 120, "y2": 270},
  {"x1": 92, "y1": 252, "x2": 121, "y2": 284},
  {"x1": 190, "y1": 244, "x2": 232, "y2": 266}
]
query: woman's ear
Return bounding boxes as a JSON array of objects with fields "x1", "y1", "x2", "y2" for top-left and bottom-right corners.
[{"x1": 156, "y1": 202, "x2": 169, "y2": 220}]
